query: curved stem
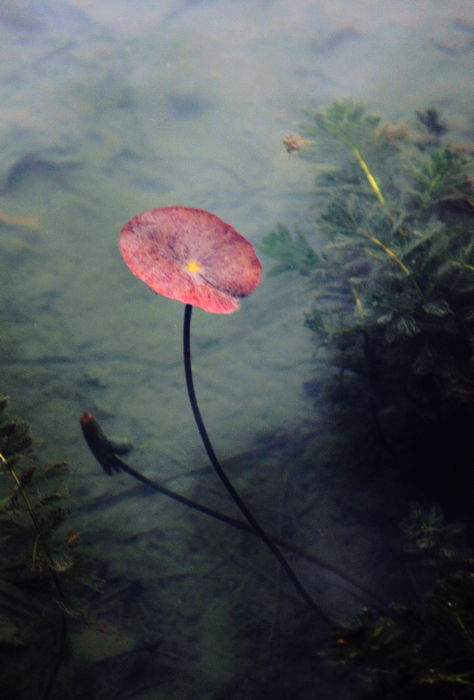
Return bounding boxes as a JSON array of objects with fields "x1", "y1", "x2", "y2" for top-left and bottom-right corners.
[
  {"x1": 80, "y1": 411, "x2": 389, "y2": 612},
  {"x1": 183, "y1": 304, "x2": 328, "y2": 619}
]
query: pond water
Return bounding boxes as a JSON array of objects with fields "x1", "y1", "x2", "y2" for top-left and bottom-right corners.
[{"x1": 0, "y1": 1, "x2": 473, "y2": 698}]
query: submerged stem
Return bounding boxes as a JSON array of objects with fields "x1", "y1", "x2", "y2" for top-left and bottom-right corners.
[
  {"x1": 357, "y1": 228, "x2": 425, "y2": 300},
  {"x1": 183, "y1": 303, "x2": 327, "y2": 619},
  {"x1": 80, "y1": 411, "x2": 389, "y2": 612}
]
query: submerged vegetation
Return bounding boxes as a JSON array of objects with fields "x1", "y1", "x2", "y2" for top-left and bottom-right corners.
[
  {"x1": 0, "y1": 405, "x2": 76, "y2": 595},
  {"x1": 264, "y1": 102, "x2": 474, "y2": 341},
  {"x1": 263, "y1": 102, "x2": 474, "y2": 470},
  {"x1": 329, "y1": 572, "x2": 474, "y2": 699},
  {"x1": 263, "y1": 102, "x2": 474, "y2": 697},
  {"x1": 326, "y1": 505, "x2": 474, "y2": 699},
  {"x1": 0, "y1": 397, "x2": 99, "y2": 700}
]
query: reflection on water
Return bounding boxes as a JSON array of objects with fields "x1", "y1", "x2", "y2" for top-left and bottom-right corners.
[{"x1": 0, "y1": 1, "x2": 472, "y2": 697}]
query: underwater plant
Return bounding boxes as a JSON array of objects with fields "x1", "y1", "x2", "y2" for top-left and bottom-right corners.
[
  {"x1": 328, "y1": 575, "x2": 474, "y2": 699},
  {"x1": 0, "y1": 397, "x2": 82, "y2": 700},
  {"x1": 262, "y1": 102, "x2": 474, "y2": 474},
  {"x1": 260, "y1": 105, "x2": 474, "y2": 696},
  {"x1": 115, "y1": 206, "x2": 325, "y2": 617},
  {"x1": 400, "y1": 503, "x2": 469, "y2": 575},
  {"x1": 263, "y1": 101, "x2": 474, "y2": 321},
  {"x1": 325, "y1": 506, "x2": 474, "y2": 699}
]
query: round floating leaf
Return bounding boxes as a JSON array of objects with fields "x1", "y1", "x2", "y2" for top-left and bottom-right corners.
[{"x1": 119, "y1": 207, "x2": 262, "y2": 314}]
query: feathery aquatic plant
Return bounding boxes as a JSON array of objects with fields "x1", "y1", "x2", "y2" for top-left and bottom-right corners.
[{"x1": 262, "y1": 102, "x2": 474, "y2": 426}]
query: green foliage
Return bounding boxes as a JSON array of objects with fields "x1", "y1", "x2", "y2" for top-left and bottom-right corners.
[
  {"x1": 0, "y1": 410, "x2": 79, "y2": 589},
  {"x1": 264, "y1": 100, "x2": 474, "y2": 700},
  {"x1": 400, "y1": 504, "x2": 471, "y2": 579},
  {"x1": 300, "y1": 100, "x2": 382, "y2": 155},
  {"x1": 326, "y1": 505, "x2": 474, "y2": 699},
  {"x1": 263, "y1": 102, "x2": 474, "y2": 419},
  {"x1": 329, "y1": 573, "x2": 474, "y2": 699},
  {"x1": 416, "y1": 108, "x2": 448, "y2": 137},
  {"x1": 259, "y1": 223, "x2": 320, "y2": 275},
  {"x1": 411, "y1": 147, "x2": 473, "y2": 208},
  {"x1": 304, "y1": 306, "x2": 328, "y2": 335},
  {"x1": 264, "y1": 102, "x2": 474, "y2": 304},
  {"x1": 0, "y1": 397, "x2": 98, "y2": 700}
]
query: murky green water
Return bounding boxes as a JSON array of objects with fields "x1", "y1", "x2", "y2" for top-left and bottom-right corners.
[{"x1": 0, "y1": 2, "x2": 472, "y2": 698}]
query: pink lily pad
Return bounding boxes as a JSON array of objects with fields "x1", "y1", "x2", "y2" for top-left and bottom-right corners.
[{"x1": 119, "y1": 207, "x2": 262, "y2": 314}]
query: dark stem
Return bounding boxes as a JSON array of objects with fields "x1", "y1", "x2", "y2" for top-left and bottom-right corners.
[
  {"x1": 183, "y1": 303, "x2": 327, "y2": 619},
  {"x1": 80, "y1": 411, "x2": 389, "y2": 613}
]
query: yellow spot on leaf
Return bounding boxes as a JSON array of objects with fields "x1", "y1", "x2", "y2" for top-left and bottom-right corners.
[{"x1": 186, "y1": 261, "x2": 200, "y2": 274}]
